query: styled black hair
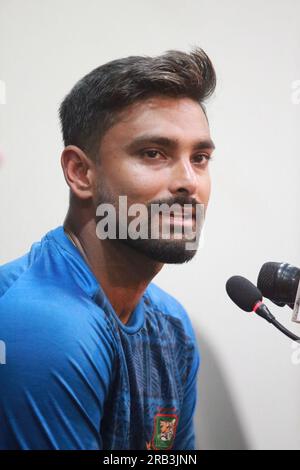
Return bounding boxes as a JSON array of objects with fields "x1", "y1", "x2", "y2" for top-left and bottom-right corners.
[{"x1": 59, "y1": 47, "x2": 216, "y2": 160}]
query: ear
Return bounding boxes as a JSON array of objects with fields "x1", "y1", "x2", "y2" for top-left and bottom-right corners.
[{"x1": 60, "y1": 145, "x2": 95, "y2": 200}]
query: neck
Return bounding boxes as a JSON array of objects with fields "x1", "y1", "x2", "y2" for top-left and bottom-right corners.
[{"x1": 63, "y1": 206, "x2": 163, "y2": 324}]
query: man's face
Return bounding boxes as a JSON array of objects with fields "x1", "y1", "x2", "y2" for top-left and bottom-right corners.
[{"x1": 93, "y1": 96, "x2": 214, "y2": 264}]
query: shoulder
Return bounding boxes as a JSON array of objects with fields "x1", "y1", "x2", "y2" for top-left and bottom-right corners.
[
  {"x1": 0, "y1": 240, "x2": 43, "y2": 298},
  {"x1": 0, "y1": 284, "x2": 116, "y2": 399},
  {"x1": 1, "y1": 280, "x2": 114, "y2": 354},
  {"x1": 0, "y1": 253, "x2": 115, "y2": 372}
]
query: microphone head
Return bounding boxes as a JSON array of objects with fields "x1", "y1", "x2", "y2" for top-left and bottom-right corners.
[
  {"x1": 257, "y1": 262, "x2": 300, "y2": 308},
  {"x1": 226, "y1": 275, "x2": 263, "y2": 312},
  {"x1": 257, "y1": 262, "x2": 283, "y2": 304}
]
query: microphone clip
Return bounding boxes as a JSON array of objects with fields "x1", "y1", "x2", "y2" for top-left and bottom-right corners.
[{"x1": 292, "y1": 280, "x2": 300, "y2": 323}]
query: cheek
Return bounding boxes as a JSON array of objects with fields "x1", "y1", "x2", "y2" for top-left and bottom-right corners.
[
  {"x1": 198, "y1": 174, "x2": 211, "y2": 205},
  {"x1": 127, "y1": 175, "x2": 165, "y2": 202},
  {"x1": 108, "y1": 162, "x2": 166, "y2": 201}
]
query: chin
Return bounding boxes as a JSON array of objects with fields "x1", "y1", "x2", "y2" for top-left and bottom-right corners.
[{"x1": 119, "y1": 237, "x2": 199, "y2": 264}]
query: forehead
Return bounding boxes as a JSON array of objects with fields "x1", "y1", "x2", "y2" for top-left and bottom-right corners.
[{"x1": 102, "y1": 96, "x2": 211, "y2": 146}]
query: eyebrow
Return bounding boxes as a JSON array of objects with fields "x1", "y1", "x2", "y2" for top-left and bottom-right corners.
[{"x1": 125, "y1": 134, "x2": 216, "y2": 152}]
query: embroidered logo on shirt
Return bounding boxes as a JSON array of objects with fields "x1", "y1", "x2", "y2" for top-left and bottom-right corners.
[{"x1": 146, "y1": 408, "x2": 178, "y2": 450}]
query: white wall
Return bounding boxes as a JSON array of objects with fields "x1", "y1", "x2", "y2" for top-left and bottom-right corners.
[{"x1": 1, "y1": 0, "x2": 299, "y2": 450}]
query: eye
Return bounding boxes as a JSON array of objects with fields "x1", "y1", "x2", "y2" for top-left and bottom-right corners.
[
  {"x1": 192, "y1": 154, "x2": 212, "y2": 166},
  {"x1": 140, "y1": 149, "x2": 164, "y2": 159}
]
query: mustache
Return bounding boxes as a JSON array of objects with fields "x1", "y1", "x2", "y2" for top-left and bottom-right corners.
[{"x1": 95, "y1": 190, "x2": 202, "y2": 216}]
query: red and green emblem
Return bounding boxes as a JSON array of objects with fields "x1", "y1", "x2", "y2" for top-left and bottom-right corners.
[{"x1": 147, "y1": 409, "x2": 178, "y2": 450}]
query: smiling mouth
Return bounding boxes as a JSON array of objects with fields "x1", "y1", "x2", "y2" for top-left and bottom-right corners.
[{"x1": 163, "y1": 213, "x2": 196, "y2": 223}]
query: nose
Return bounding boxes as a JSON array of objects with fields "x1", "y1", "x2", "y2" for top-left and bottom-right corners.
[{"x1": 168, "y1": 159, "x2": 198, "y2": 197}]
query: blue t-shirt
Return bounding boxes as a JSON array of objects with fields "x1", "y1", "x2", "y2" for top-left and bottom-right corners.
[{"x1": 0, "y1": 226, "x2": 200, "y2": 450}]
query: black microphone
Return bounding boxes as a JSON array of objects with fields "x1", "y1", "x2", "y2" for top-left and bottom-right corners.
[
  {"x1": 226, "y1": 275, "x2": 300, "y2": 341},
  {"x1": 257, "y1": 262, "x2": 300, "y2": 309}
]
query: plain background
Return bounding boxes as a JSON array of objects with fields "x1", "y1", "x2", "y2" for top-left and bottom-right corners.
[{"x1": 1, "y1": 0, "x2": 300, "y2": 450}]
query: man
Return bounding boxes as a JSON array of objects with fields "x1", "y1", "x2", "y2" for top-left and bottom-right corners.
[{"x1": 0, "y1": 48, "x2": 216, "y2": 450}]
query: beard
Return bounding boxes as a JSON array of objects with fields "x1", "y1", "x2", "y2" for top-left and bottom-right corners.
[
  {"x1": 95, "y1": 181, "x2": 202, "y2": 264},
  {"x1": 120, "y1": 234, "x2": 198, "y2": 264}
]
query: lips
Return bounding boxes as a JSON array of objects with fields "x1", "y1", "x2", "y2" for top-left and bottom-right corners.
[
  {"x1": 157, "y1": 208, "x2": 197, "y2": 225},
  {"x1": 169, "y1": 214, "x2": 195, "y2": 224},
  {"x1": 170, "y1": 210, "x2": 195, "y2": 219}
]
